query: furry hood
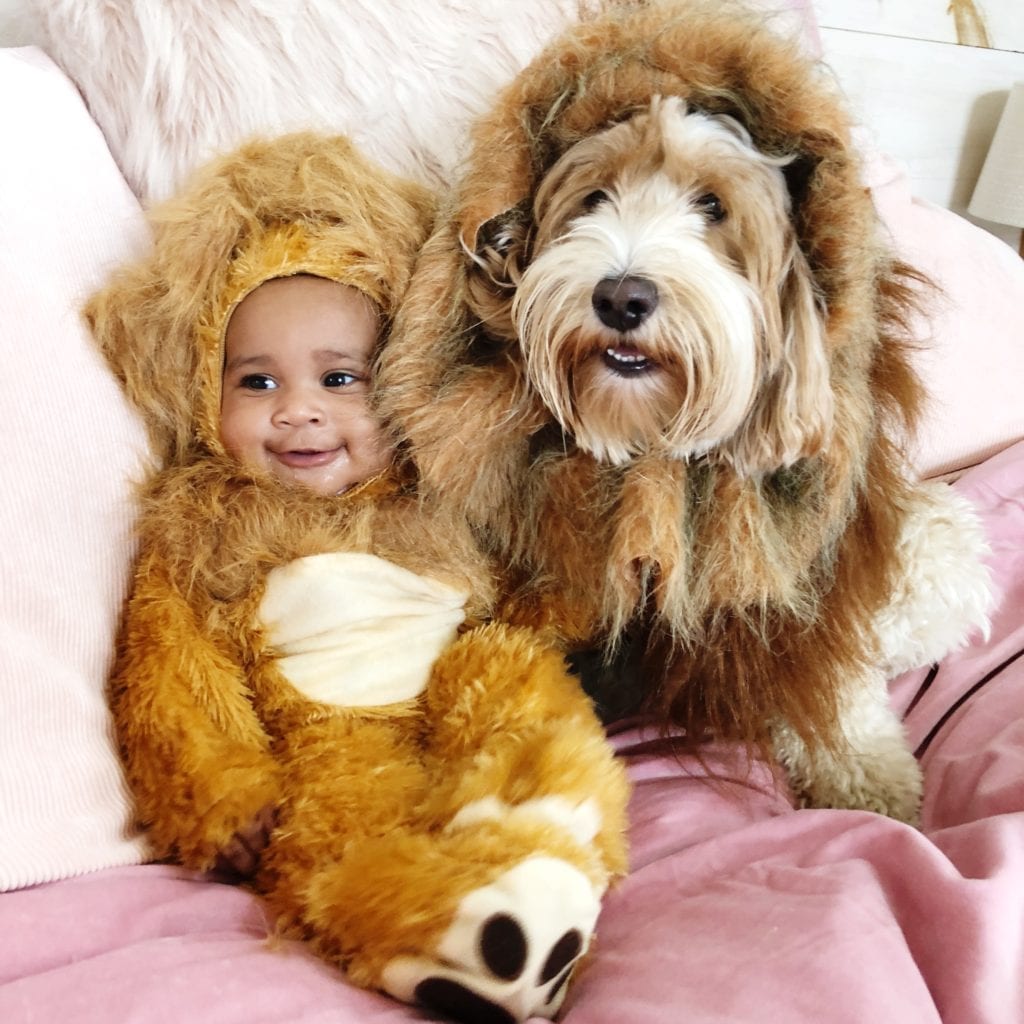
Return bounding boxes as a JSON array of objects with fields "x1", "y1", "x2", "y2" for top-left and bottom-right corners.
[
  {"x1": 378, "y1": 0, "x2": 923, "y2": 659},
  {"x1": 89, "y1": 132, "x2": 435, "y2": 467},
  {"x1": 381, "y1": 0, "x2": 921, "y2": 547},
  {"x1": 453, "y1": 0, "x2": 874, "y2": 317}
]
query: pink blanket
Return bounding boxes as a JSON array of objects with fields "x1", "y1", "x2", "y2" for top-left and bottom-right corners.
[{"x1": 3, "y1": 441, "x2": 1022, "y2": 1023}]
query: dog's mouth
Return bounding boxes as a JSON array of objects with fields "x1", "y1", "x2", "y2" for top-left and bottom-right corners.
[{"x1": 602, "y1": 345, "x2": 655, "y2": 375}]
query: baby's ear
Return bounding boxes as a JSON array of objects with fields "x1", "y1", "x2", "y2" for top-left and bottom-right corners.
[{"x1": 460, "y1": 208, "x2": 530, "y2": 341}]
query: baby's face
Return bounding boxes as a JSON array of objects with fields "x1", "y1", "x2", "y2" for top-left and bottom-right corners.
[{"x1": 220, "y1": 275, "x2": 392, "y2": 495}]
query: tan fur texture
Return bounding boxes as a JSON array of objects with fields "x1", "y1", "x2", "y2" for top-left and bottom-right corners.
[
  {"x1": 379, "y1": 1, "x2": 929, "y2": 781},
  {"x1": 91, "y1": 133, "x2": 628, "y2": 1021}
]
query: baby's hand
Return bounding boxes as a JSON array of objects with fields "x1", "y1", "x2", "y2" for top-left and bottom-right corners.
[{"x1": 210, "y1": 804, "x2": 279, "y2": 883}]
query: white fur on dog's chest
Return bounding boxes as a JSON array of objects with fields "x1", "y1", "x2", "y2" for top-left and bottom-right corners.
[{"x1": 258, "y1": 552, "x2": 468, "y2": 707}]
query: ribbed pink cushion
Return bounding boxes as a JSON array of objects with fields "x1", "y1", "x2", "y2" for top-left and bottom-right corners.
[{"x1": 0, "y1": 48, "x2": 151, "y2": 890}]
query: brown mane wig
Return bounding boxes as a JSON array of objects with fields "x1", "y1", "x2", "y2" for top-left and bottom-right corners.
[{"x1": 379, "y1": 0, "x2": 928, "y2": 763}]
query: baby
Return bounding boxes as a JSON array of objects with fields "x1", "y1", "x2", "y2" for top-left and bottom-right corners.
[{"x1": 89, "y1": 131, "x2": 629, "y2": 1024}]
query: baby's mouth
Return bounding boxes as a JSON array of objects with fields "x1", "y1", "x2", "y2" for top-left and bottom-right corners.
[{"x1": 273, "y1": 447, "x2": 342, "y2": 468}]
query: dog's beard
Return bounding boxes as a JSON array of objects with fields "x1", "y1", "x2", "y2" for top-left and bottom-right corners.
[{"x1": 513, "y1": 180, "x2": 766, "y2": 466}]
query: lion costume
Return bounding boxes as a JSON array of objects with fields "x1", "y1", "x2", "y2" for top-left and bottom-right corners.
[
  {"x1": 87, "y1": 132, "x2": 628, "y2": 1024},
  {"x1": 378, "y1": 0, "x2": 993, "y2": 821}
]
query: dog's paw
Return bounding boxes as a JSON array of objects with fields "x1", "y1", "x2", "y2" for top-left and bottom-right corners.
[
  {"x1": 799, "y1": 751, "x2": 923, "y2": 826},
  {"x1": 774, "y1": 666, "x2": 925, "y2": 827},
  {"x1": 781, "y1": 732, "x2": 923, "y2": 826},
  {"x1": 381, "y1": 856, "x2": 601, "y2": 1023}
]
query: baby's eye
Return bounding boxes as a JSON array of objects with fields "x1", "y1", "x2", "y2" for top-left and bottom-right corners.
[
  {"x1": 240, "y1": 373, "x2": 276, "y2": 391},
  {"x1": 322, "y1": 370, "x2": 359, "y2": 389}
]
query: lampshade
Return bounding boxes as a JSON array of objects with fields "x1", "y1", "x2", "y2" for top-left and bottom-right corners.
[{"x1": 969, "y1": 82, "x2": 1024, "y2": 239}]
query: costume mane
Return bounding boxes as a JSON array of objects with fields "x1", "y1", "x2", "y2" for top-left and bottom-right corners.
[{"x1": 380, "y1": 0, "x2": 928, "y2": 749}]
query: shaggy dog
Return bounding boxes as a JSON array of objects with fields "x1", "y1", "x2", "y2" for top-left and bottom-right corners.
[{"x1": 379, "y1": 0, "x2": 993, "y2": 823}]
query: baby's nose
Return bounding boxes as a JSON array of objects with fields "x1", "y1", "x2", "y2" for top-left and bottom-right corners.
[{"x1": 274, "y1": 390, "x2": 324, "y2": 425}]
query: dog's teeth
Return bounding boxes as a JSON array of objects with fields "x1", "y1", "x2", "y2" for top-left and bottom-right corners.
[
  {"x1": 603, "y1": 347, "x2": 652, "y2": 375},
  {"x1": 606, "y1": 348, "x2": 645, "y2": 363}
]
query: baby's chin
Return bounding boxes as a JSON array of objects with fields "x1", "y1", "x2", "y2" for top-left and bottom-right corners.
[
  {"x1": 271, "y1": 457, "x2": 388, "y2": 497},
  {"x1": 278, "y1": 465, "x2": 358, "y2": 496}
]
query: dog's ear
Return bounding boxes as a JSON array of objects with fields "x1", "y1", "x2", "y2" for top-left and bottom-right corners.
[
  {"x1": 461, "y1": 209, "x2": 528, "y2": 287},
  {"x1": 725, "y1": 239, "x2": 833, "y2": 476},
  {"x1": 459, "y1": 205, "x2": 531, "y2": 340}
]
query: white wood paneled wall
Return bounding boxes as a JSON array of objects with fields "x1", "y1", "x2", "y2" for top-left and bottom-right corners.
[{"x1": 815, "y1": 0, "x2": 1024, "y2": 249}]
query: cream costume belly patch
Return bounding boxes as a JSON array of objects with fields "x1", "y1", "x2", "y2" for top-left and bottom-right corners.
[{"x1": 259, "y1": 552, "x2": 469, "y2": 707}]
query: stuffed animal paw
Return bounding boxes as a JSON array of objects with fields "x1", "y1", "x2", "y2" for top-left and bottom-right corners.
[
  {"x1": 169, "y1": 763, "x2": 282, "y2": 873},
  {"x1": 381, "y1": 855, "x2": 602, "y2": 1022},
  {"x1": 210, "y1": 803, "x2": 279, "y2": 881}
]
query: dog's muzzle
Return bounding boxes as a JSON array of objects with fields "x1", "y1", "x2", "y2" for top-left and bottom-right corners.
[{"x1": 591, "y1": 275, "x2": 659, "y2": 376}]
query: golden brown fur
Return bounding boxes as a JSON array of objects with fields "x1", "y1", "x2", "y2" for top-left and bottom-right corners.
[
  {"x1": 378, "y1": 1, "x2": 931, "y2": 799},
  {"x1": 91, "y1": 132, "x2": 628, "y2": 1021}
]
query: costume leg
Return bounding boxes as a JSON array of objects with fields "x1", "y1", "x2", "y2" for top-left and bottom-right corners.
[
  {"x1": 377, "y1": 622, "x2": 630, "y2": 1021},
  {"x1": 256, "y1": 624, "x2": 629, "y2": 1023},
  {"x1": 422, "y1": 621, "x2": 629, "y2": 874},
  {"x1": 112, "y1": 562, "x2": 282, "y2": 870}
]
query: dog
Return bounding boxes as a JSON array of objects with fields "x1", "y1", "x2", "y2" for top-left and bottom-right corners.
[{"x1": 380, "y1": 1, "x2": 995, "y2": 823}]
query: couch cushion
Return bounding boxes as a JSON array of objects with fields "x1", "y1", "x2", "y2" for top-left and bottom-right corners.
[
  {"x1": 0, "y1": 47, "x2": 151, "y2": 890},
  {"x1": 867, "y1": 147, "x2": 1024, "y2": 479}
]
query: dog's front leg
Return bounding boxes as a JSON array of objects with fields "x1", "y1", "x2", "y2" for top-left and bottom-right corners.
[{"x1": 772, "y1": 668, "x2": 923, "y2": 825}]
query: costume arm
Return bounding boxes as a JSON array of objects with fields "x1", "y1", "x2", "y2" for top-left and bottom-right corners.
[{"x1": 111, "y1": 554, "x2": 281, "y2": 872}]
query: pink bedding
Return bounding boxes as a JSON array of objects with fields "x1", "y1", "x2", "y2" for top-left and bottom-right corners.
[{"x1": 3, "y1": 440, "x2": 1022, "y2": 1023}]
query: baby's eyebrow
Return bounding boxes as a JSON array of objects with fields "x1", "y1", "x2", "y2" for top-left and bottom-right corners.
[
  {"x1": 314, "y1": 348, "x2": 364, "y2": 363},
  {"x1": 224, "y1": 353, "x2": 275, "y2": 373}
]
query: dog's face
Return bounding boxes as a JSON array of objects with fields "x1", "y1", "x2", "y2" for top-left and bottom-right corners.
[{"x1": 477, "y1": 97, "x2": 833, "y2": 476}]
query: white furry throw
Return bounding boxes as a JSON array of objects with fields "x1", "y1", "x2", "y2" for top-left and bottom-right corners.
[{"x1": 34, "y1": 0, "x2": 602, "y2": 199}]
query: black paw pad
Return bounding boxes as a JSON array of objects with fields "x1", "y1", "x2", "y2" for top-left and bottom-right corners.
[
  {"x1": 415, "y1": 977, "x2": 516, "y2": 1024},
  {"x1": 539, "y1": 928, "x2": 583, "y2": 983},
  {"x1": 480, "y1": 913, "x2": 528, "y2": 980},
  {"x1": 546, "y1": 963, "x2": 575, "y2": 1006}
]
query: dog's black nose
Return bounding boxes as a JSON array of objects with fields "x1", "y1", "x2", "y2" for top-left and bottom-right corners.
[{"x1": 592, "y1": 276, "x2": 659, "y2": 332}]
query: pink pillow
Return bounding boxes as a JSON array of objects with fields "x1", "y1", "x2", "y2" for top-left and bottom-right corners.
[
  {"x1": 0, "y1": 48, "x2": 151, "y2": 890},
  {"x1": 37, "y1": 0, "x2": 821, "y2": 202},
  {"x1": 867, "y1": 150, "x2": 1024, "y2": 479}
]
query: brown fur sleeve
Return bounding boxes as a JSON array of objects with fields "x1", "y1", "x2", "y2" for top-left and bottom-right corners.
[{"x1": 110, "y1": 549, "x2": 281, "y2": 871}]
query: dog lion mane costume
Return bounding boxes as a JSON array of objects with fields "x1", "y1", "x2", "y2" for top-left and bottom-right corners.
[
  {"x1": 87, "y1": 131, "x2": 628, "y2": 1024},
  {"x1": 379, "y1": 0, "x2": 993, "y2": 821}
]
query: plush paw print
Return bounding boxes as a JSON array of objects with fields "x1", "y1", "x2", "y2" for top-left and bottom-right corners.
[
  {"x1": 209, "y1": 803, "x2": 279, "y2": 882},
  {"x1": 381, "y1": 856, "x2": 601, "y2": 1023}
]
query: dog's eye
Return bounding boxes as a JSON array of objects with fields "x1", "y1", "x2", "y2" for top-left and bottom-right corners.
[
  {"x1": 582, "y1": 189, "x2": 610, "y2": 210},
  {"x1": 696, "y1": 192, "x2": 726, "y2": 223}
]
